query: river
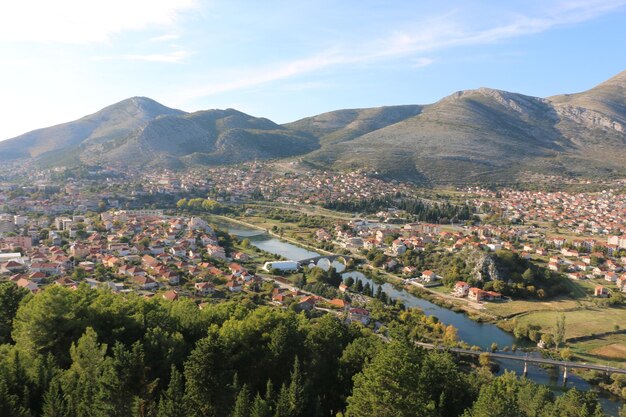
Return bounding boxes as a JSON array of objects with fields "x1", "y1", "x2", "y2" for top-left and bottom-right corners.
[{"x1": 215, "y1": 218, "x2": 623, "y2": 414}]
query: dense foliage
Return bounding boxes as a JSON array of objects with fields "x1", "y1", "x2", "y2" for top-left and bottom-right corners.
[
  {"x1": 0, "y1": 282, "x2": 612, "y2": 417},
  {"x1": 397, "y1": 247, "x2": 567, "y2": 299},
  {"x1": 323, "y1": 196, "x2": 475, "y2": 223}
]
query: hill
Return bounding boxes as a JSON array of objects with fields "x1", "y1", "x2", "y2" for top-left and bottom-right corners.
[
  {"x1": 293, "y1": 73, "x2": 626, "y2": 184},
  {"x1": 0, "y1": 97, "x2": 185, "y2": 161},
  {"x1": 1, "y1": 70, "x2": 625, "y2": 183},
  {"x1": 0, "y1": 99, "x2": 318, "y2": 169},
  {"x1": 80, "y1": 108, "x2": 318, "y2": 169}
]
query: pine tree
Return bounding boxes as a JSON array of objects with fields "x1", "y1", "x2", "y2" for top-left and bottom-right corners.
[
  {"x1": 250, "y1": 393, "x2": 270, "y2": 417},
  {"x1": 287, "y1": 358, "x2": 305, "y2": 417},
  {"x1": 0, "y1": 378, "x2": 31, "y2": 417},
  {"x1": 264, "y1": 379, "x2": 275, "y2": 413},
  {"x1": 41, "y1": 378, "x2": 67, "y2": 417},
  {"x1": 62, "y1": 327, "x2": 108, "y2": 417},
  {"x1": 274, "y1": 384, "x2": 291, "y2": 417},
  {"x1": 231, "y1": 384, "x2": 250, "y2": 417},
  {"x1": 158, "y1": 367, "x2": 185, "y2": 417}
]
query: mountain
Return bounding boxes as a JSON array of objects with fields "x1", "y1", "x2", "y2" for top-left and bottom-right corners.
[
  {"x1": 293, "y1": 72, "x2": 626, "y2": 184},
  {"x1": 0, "y1": 98, "x2": 318, "y2": 169},
  {"x1": 0, "y1": 97, "x2": 185, "y2": 161},
  {"x1": 1, "y1": 71, "x2": 625, "y2": 184}
]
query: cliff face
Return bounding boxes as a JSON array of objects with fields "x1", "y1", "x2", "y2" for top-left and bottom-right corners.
[{"x1": 471, "y1": 251, "x2": 504, "y2": 282}]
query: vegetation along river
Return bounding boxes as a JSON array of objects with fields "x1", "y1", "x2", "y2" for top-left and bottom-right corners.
[{"x1": 217, "y1": 219, "x2": 623, "y2": 414}]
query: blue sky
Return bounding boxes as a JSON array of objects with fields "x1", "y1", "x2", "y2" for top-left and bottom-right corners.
[{"x1": 1, "y1": 0, "x2": 626, "y2": 140}]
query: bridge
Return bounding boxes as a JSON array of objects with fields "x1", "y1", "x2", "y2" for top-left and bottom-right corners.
[
  {"x1": 416, "y1": 342, "x2": 626, "y2": 382},
  {"x1": 298, "y1": 254, "x2": 353, "y2": 267}
]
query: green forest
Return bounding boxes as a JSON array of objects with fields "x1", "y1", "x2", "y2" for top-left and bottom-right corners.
[
  {"x1": 323, "y1": 196, "x2": 475, "y2": 224},
  {"x1": 0, "y1": 282, "x2": 617, "y2": 417}
]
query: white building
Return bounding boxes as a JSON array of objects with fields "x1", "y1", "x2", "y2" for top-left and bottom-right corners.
[{"x1": 263, "y1": 261, "x2": 299, "y2": 272}]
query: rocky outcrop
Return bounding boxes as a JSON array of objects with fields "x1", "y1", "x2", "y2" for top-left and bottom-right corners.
[{"x1": 471, "y1": 252, "x2": 503, "y2": 282}]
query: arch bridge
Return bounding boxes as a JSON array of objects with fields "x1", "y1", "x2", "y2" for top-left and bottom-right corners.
[{"x1": 298, "y1": 255, "x2": 353, "y2": 267}]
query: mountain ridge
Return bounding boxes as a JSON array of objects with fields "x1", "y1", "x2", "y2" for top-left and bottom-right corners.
[{"x1": 1, "y1": 71, "x2": 625, "y2": 184}]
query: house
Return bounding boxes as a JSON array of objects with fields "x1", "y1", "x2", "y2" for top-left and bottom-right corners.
[
  {"x1": 272, "y1": 289, "x2": 294, "y2": 304},
  {"x1": 328, "y1": 298, "x2": 348, "y2": 309},
  {"x1": 402, "y1": 266, "x2": 417, "y2": 276},
  {"x1": 194, "y1": 281, "x2": 215, "y2": 296},
  {"x1": 229, "y1": 263, "x2": 247, "y2": 276},
  {"x1": 161, "y1": 271, "x2": 180, "y2": 285},
  {"x1": 315, "y1": 229, "x2": 332, "y2": 241},
  {"x1": 206, "y1": 245, "x2": 226, "y2": 260},
  {"x1": 338, "y1": 283, "x2": 349, "y2": 293},
  {"x1": 348, "y1": 308, "x2": 370, "y2": 325},
  {"x1": 454, "y1": 281, "x2": 470, "y2": 297},
  {"x1": 468, "y1": 287, "x2": 484, "y2": 302},
  {"x1": 226, "y1": 280, "x2": 243, "y2": 292},
  {"x1": 232, "y1": 252, "x2": 251, "y2": 262},
  {"x1": 297, "y1": 295, "x2": 319, "y2": 311},
  {"x1": 133, "y1": 276, "x2": 158, "y2": 290},
  {"x1": 484, "y1": 291, "x2": 502, "y2": 301},
  {"x1": 162, "y1": 290, "x2": 178, "y2": 301},
  {"x1": 16, "y1": 278, "x2": 39, "y2": 293},
  {"x1": 594, "y1": 285, "x2": 609, "y2": 298},
  {"x1": 383, "y1": 259, "x2": 398, "y2": 271},
  {"x1": 55, "y1": 277, "x2": 77, "y2": 288},
  {"x1": 421, "y1": 270, "x2": 437, "y2": 282}
]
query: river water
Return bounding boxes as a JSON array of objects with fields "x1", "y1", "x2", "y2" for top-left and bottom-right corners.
[{"x1": 216, "y1": 219, "x2": 623, "y2": 414}]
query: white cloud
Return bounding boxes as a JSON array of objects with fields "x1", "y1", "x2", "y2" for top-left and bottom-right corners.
[
  {"x1": 0, "y1": 0, "x2": 198, "y2": 44},
  {"x1": 175, "y1": 0, "x2": 625, "y2": 102},
  {"x1": 93, "y1": 50, "x2": 192, "y2": 63},
  {"x1": 149, "y1": 33, "x2": 181, "y2": 43},
  {"x1": 412, "y1": 58, "x2": 435, "y2": 68}
]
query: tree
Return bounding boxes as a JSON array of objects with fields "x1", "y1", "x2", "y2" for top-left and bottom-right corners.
[
  {"x1": 478, "y1": 352, "x2": 491, "y2": 368},
  {"x1": 560, "y1": 347, "x2": 573, "y2": 361},
  {"x1": 443, "y1": 325, "x2": 458, "y2": 345},
  {"x1": 158, "y1": 366, "x2": 185, "y2": 417},
  {"x1": 0, "y1": 378, "x2": 30, "y2": 417},
  {"x1": 287, "y1": 358, "x2": 305, "y2": 417},
  {"x1": 464, "y1": 372, "x2": 554, "y2": 417},
  {"x1": 176, "y1": 199, "x2": 188, "y2": 209},
  {"x1": 0, "y1": 282, "x2": 29, "y2": 344},
  {"x1": 522, "y1": 268, "x2": 535, "y2": 282},
  {"x1": 541, "y1": 333, "x2": 554, "y2": 348},
  {"x1": 250, "y1": 393, "x2": 270, "y2": 417},
  {"x1": 183, "y1": 330, "x2": 229, "y2": 417},
  {"x1": 231, "y1": 384, "x2": 250, "y2": 417},
  {"x1": 554, "y1": 314, "x2": 566, "y2": 351},
  {"x1": 41, "y1": 377, "x2": 68, "y2": 417},
  {"x1": 62, "y1": 327, "x2": 108, "y2": 417},
  {"x1": 72, "y1": 267, "x2": 87, "y2": 281},
  {"x1": 345, "y1": 341, "x2": 426, "y2": 417}
]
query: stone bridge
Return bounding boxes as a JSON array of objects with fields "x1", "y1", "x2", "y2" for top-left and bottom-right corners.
[{"x1": 298, "y1": 255, "x2": 353, "y2": 269}]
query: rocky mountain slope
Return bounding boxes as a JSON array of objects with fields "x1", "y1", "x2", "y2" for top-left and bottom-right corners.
[
  {"x1": 1, "y1": 71, "x2": 624, "y2": 183},
  {"x1": 0, "y1": 98, "x2": 318, "y2": 169},
  {"x1": 295, "y1": 71, "x2": 626, "y2": 184}
]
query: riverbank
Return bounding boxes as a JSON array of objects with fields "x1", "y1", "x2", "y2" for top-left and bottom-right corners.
[
  {"x1": 214, "y1": 215, "x2": 624, "y2": 412},
  {"x1": 216, "y1": 212, "x2": 626, "y2": 367},
  {"x1": 207, "y1": 214, "x2": 334, "y2": 256}
]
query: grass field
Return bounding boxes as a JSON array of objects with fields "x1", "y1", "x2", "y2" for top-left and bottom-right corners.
[
  {"x1": 512, "y1": 307, "x2": 626, "y2": 340},
  {"x1": 486, "y1": 298, "x2": 582, "y2": 318},
  {"x1": 570, "y1": 334, "x2": 626, "y2": 368}
]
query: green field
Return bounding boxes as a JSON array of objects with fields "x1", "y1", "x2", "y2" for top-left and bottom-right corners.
[
  {"x1": 570, "y1": 333, "x2": 626, "y2": 368},
  {"x1": 486, "y1": 298, "x2": 582, "y2": 318},
  {"x1": 512, "y1": 307, "x2": 626, "y2": 340}
]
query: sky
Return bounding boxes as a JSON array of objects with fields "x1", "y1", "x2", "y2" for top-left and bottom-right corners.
[{"x1": 1, "y1": 0, "x2": 626, "y2": 140}]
